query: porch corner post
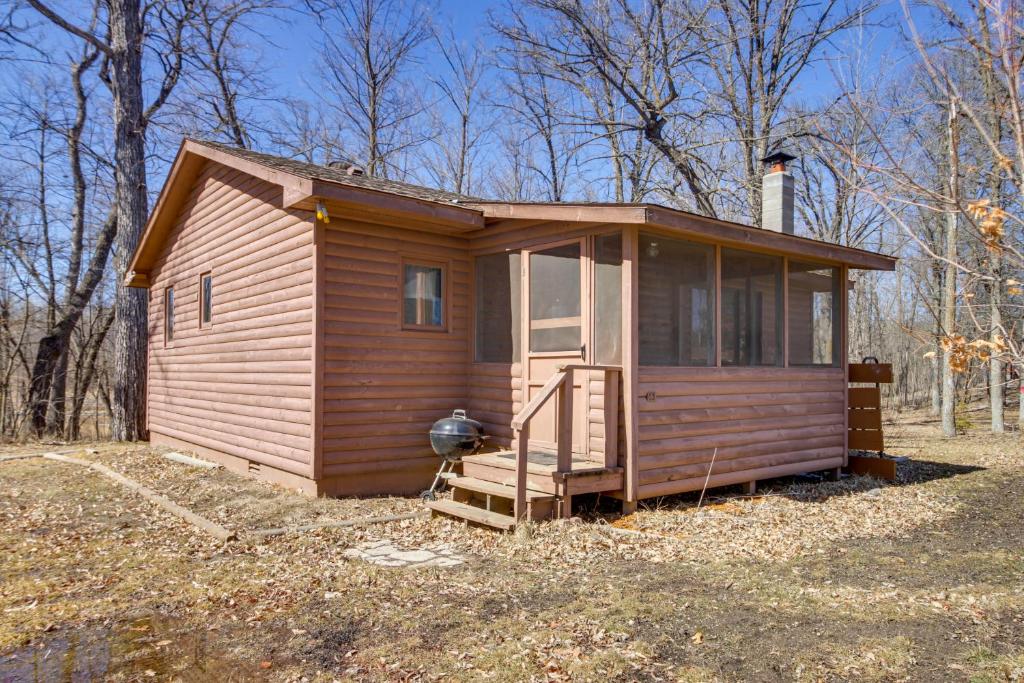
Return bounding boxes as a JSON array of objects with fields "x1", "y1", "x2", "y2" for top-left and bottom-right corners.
[
  {"x1": 842, "y1": 264, "x2": 850, "y2": 468},
  {"x1": 622, "y1": 226, "x2": 640, "y2": 508}
]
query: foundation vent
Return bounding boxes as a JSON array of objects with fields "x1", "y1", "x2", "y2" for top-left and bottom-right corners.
[{"x1": 248, "y1": 461, "x2": 261, "y2": 475}]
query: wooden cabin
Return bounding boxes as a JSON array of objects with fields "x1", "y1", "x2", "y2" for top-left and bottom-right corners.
[{"x1": 127, "y1": 140, "x2": 896, "y2": 529}]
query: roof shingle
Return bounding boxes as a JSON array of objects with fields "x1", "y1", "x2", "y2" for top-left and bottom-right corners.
[{"x1": 195, "y1": 139, "x2": 481, "y2": 205}]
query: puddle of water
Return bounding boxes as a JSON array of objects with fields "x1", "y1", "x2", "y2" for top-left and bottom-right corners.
[{"x1": 0, "y1": 615, "x2": 265, "y2": 682}]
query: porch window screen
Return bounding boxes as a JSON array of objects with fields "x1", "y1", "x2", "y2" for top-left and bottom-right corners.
[
  {"x1": 638, "y1": 234, "x2": 715, "y2": 366},
  {"x1": 402, "y1": 262, "x2": 445, "y2": 329},
  {"x1": 788, "y1": 261, "x2": 840, "y2": 366},
  {"x1": 474, "y1": 251, "x2": 521, "y2": 362},
  {"x1": 594, "y1": 233, "x2": 622, "y2": 364},
  {"x1": 529, "y1": 243, "x2": 581, "y2": 352},
  {"x1": 720, "y1": 249, "x2": 783, "y2": 366}
]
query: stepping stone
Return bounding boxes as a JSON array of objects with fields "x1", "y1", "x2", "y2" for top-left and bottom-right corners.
[{"x1": 342, "y1": 540, "x2": 467, "y2": 568}]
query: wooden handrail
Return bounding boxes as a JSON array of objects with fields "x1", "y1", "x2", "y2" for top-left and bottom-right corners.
[
  {"x1": 510, "y1": 364, "x2": 623, "y2": 522},
  {"x1": 511, "y1": 370, "x2": 566, "y2": 430},
  {"x1": 556, "y1": 363, "x2": 623, "y2": 372}
]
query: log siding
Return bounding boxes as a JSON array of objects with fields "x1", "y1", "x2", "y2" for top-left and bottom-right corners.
[
  {"x1": 635, "y1": 366, "x2": 846, "y2": 497},
  {"x1": 147, "y1": 161, "x2": 316, "y2": 478},
  {"x1": 318, "y1": 219, "x2": 472, "y2": 495}
]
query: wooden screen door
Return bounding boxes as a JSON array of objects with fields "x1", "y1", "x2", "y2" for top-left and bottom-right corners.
[{"x1": 522, "y1": 239, "x2": 591, "y2": 456}]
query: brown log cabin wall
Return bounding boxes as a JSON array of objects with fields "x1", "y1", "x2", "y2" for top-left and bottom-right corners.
[
  {"x1": 635, "y1": 366, "x2": 846, "y2": 498},
  {"x1": 319, "y1": 219, "x2": 472, "y2": 495},
  {"x1": 147, "y1": 161, "x2": 316, "y2": 481}
]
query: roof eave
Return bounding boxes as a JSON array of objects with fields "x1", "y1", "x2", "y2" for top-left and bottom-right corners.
[
  {"x1": 644, "y1": 206, "x2": 896, "y2": 271},
  {"x1": 127, "y1": 140, "x2": 484, "y2": 287}
]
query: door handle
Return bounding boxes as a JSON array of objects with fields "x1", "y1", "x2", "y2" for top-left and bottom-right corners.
[{"x1": 580, "y1": 343, "x2": 586, "y2": 359}]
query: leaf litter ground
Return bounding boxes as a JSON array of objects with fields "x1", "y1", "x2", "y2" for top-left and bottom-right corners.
[{"x1": 1, "y1": 411, "x2": 1022, "y2": 681}]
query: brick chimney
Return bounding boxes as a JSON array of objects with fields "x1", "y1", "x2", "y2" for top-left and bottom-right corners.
[{"x1": 761, "y1": 151, "x2": 795, "y2": 234}]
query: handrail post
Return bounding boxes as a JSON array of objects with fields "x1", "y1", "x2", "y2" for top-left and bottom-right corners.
[
  {"x1": 604, "y1": 368, "x2": 619, "y2": 469},
  {"x1": 556, "y1": 367, "x2": 573, "y2": 474},
  {"x1": 514, "y1": 423, "x2": 529, "y2": 521}
]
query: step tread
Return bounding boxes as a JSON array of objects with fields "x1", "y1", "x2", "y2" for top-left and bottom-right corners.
[
  {"x1": 449, "y1": 476, "x2": 555, "y2": 501},
  {"x1": 426, "y1": 499, "x2": 517, "y2": 530},
  {"x1": 465, "y1": 451, "x2": 623, "y2": 476}
]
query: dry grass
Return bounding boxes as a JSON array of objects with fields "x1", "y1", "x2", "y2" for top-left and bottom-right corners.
[{"x1": 1, "y1": 411, "x2": 1022, "y2": 681}]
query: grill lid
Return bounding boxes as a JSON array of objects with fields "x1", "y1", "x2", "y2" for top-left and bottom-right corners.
[
  {"x1": 429, "y1": 409, "x2": 484, "y2": 459},
  {"x1": 430, "y1": 409, "x2": 483, "y2": 437}
]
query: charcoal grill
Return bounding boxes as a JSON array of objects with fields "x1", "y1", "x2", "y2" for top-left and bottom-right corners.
[{"x1": 421, "y1": 409, "x2": 485, "y2": 500}]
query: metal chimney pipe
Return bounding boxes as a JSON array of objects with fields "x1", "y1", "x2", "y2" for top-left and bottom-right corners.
[{"x1": 761, "y1": 151, "x2": 795, "y2": 234}]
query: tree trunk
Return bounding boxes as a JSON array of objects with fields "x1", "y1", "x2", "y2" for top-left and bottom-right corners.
[
  {"x1": 1018, "y1": 368, "x2": 1024, "y2": 430},
  {"x1": 45, "y1": 348, "x2": 69, "y2": 434},
  {"x1": 67, "y1": 307, "x2": 115, "y2": 441},
  {"x1": 990, "y1": 263, "x2": 1004, "y2": 433},
  {"x1": 940, "y1": 101, "x2": 959, "y2": 438},
  {"x1": 27, "y1": 322, "x2": 76, "y2": 435},
  {"x1": 108, "y1": 0, "x2": 149, "y2": 442}
]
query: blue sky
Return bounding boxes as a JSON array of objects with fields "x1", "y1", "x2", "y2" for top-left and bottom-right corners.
[{"x1": 250, "y1": 0, "x2": 501, "y2": 101}]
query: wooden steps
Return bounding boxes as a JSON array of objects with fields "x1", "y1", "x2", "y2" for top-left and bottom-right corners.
[
  {"x1": 462, "y1": 451, "x2": 624, "y2": 496},
  {"x1": 428, "y1": 474, "x2": 557, "y2": 528},
  {"x1": 425, "y1": 452, "x2": 625, "y2": 529},
  {"x1": 449, "y1": 476, "x2": 554, "y2": 502},
  {"x1": 426, "y1": 499, "x2": 516, "y2": 531}
]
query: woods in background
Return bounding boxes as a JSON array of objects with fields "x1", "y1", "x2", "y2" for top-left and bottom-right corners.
[{"x1": 0, "y1": 0, "x2": 1021, "y2": 441}]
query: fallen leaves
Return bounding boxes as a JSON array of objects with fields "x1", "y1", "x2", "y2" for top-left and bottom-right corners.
[{"x1": 0, "y1": 427, "x2": 1021, "y2": 682}]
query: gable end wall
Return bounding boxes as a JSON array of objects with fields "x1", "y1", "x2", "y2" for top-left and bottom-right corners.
[{"x1": 146, "y1": 160, "x2": 317, "y2": 481}]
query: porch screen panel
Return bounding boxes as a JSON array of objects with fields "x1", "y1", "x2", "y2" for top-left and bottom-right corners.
[
  {"x1": 638, "y1": 234, "x2": 715, "y2": 366},
  {"x1": 720, "y1": 249, "x2": 783, "y2": 366},
  {"x1": 788, "y1": 261, "x2": 839, "y2": 366},
  {"x1": 529, "y1": 243, "x2": 581, "y2": 352},
  {"x1": 594, "y1": 233, "x2": 622, "y2": 364},
  {"x1": 474, "y1": 251, "x2": 521, "y2": 362}
]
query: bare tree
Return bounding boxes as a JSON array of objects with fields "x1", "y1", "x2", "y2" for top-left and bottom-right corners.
[
  {"x1": 177, "y1": 0, "x2": 281, "y2": 148},
  {"x1": 704, "y1": 0, "x2": 872, "y2": 224},
  {"x1": 420, "y1": 27, "x2": 489, "y2": 195},
  {"x1": 28, "y1": 0, "x2": 196, "y2": 441},
  {"x1": 492, "y1": 54, "x2": 580, "y2": 202},
  {"x1": 306, "y1": 0, "x2": 433, "y2": 177},
  {"x1": 66, "y1": 303, "x2": 115, "y2": 440},
  {"x1": 10, "y1": 40, "x2": 120, "y2": 437},
  {"x1": 493, "y1": 0, "x2": 721, "y2": 214},
  {"x1": 940, "y1": 99, "x2": 960, "y2": 437}
]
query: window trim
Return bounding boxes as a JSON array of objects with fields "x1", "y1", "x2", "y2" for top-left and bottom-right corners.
[
  {"x1": 199, "y1": 271, "x2": 213, "y2": 330},
  {"x1": 164, "y1": 285, "x2": 175, "y2": 347},
  {"x1": 400, "y1": 257, "x2": 448, "y2": 332}
]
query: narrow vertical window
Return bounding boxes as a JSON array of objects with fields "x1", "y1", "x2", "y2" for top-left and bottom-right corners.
[
  {"x1": 402, "y1": 261, "x2": 446, "y2": 330},
  {"x1": 164, "y1": 286, "x2": 174, "y2": 344},
  {"x1": 199, "y1": 272, "x2": 212, "y2": 328}
]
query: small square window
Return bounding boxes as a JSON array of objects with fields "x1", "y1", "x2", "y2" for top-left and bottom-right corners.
[
  {"x1": 199, "y1": 272, "x2": 212, "y2": 328},
  {"x1": 402, "y1": 261, "x2": 445, "y2": 330},
  {"x1": 164, "y1": 286, "x2": 175, "y2": 345}
]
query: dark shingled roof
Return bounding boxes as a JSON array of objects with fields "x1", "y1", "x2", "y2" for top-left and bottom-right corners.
[{"x1": 195, "y1": 139, "x2": 481, "y2": 205}]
